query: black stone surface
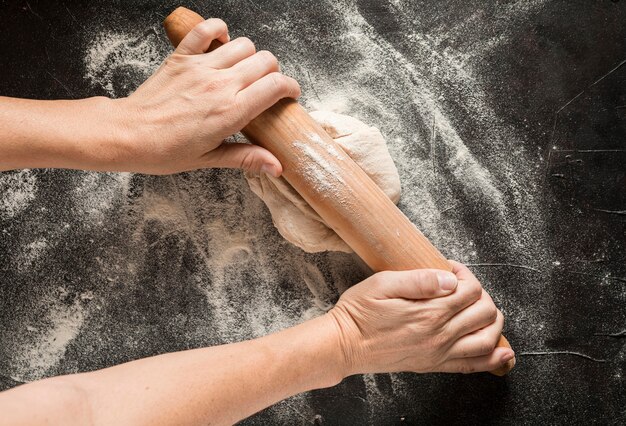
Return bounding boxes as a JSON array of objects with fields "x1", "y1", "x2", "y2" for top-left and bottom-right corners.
[{"x1": 0, "y1": 1, "x2": 624, "y2": 424}]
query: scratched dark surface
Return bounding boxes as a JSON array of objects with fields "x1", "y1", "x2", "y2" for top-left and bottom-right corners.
[{"x1": 0, "y1": 0, "x2": 625, "y2": 424}]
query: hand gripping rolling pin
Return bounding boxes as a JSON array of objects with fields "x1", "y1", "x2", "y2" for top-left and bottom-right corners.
[{"x1": 163, "y1": 6, "x2": 515, "y2": 376}]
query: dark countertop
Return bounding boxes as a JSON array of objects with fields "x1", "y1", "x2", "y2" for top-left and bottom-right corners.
[{"x1": 0, "y1": 1, "x2": 624, "y2": 424}]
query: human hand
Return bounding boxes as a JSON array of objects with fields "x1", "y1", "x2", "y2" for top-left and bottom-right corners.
[
  {"x1": 328, "y1": 261, "x2": 515, "y2": 375},
  {"x1": 119, "y1": 18, "x2": 300, "y2": 175}
]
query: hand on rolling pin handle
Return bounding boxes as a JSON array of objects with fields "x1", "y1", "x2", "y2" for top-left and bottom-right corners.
[
  {"x1": 0, "y1": 261, "x2": 514, "y2": 425},
  {"x1": 0, "y1": 18, "x2": 300, "y2": 174},
  {"x1": 330, "y1": 261, "x2": 515, "y2": 374},
  {"x1": 121, "y1": 18, "x2": 300, "y2": 175}
]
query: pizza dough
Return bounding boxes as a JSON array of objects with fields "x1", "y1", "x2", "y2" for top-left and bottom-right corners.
[{"x1": 245, "y1": 110, "x2": 401, "y2": 253}]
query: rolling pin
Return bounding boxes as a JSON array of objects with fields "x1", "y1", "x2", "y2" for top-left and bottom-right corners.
[{"x1": 163, "y1": 6, "x2": 515, "y2": 376}]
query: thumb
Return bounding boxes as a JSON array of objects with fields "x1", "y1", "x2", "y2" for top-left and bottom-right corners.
[
  {"x1": 379, "y1": 269, "x2": 458, "y2": 300},
  {"x1": 204, "y1": 142, "x2": 283, "y2": 177}
]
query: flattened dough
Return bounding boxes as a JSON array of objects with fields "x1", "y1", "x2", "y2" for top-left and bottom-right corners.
[{"x1": 245, "y1": 110, "x2": 401, "y2": 253}]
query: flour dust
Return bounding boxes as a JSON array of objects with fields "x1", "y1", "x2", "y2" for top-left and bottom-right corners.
[
  {"x1": 1, "y1": 1, "x2": 552, "y2": 421},
  {"x1": 0, "y1": 170, "x2": 37, "y2": 220}
]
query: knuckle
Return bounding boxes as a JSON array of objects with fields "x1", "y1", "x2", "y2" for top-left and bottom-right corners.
[
  {"x1": 268, "y1": 72, "x2": 288, "y2": 92},
  {"x1": 416, "y1": 270, "x2": 439, "y2": 294},
  {"x1": 428, "y1": 333, "x2": 448, "y2": 353},
  {"x1": 217, "y1": 69, "x2": 235, "y2": 84},
  {"x1": 487, "y1": 306, "x2": 498, "y2": 322},
  {"x1": 206, "y1": 18, "x2": 227, "y2": 32},
  {"x1": 437, "y1": 327, "x2": 453, "y2": 347},
  {"x1": 429, "y1": 310, "x2": 448, "y2": 326},
  {"x1": 195, "y1": 18, "x2": 226, "y2": 39},
  {"x1": 209, "y1": 18, "x2": 227, "y2": 27},
  {"x1": 193, "y1": 22, "x2": 212, "y2": 39},
  {"x1": 467, "y1": 281, "x2": 483, "y2": 301},
  {"x1": 239, "y1": 150, "x2": 257, "y2": 172},
  {"x1": 232, "y1": 98, "x2": 250, "y2": 125},
  {"x1": 203, "y1": 70, "x2": 232, "y2": 91},
  {"x1": 459, "y1": 319, "x2": 475, "y2": 333},
  {"x1": 258, "y1": 50, "x2": 279, "y2": 68},
  {"x1": 285, "y1": 77, "x2": 301, "y2": 98},
  {"x1": 236, "y1": 37, "x2": 256, "y2": 53},
  {"x1": 370, "y1": 271, "x2": 390, "y2": 290},
  {"x1": 479, "y1": 337, "x2": 497, "y2": 355}
]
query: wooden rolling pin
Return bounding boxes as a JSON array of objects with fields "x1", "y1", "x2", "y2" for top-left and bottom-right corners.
[{"x1": 163, "y1": 7, "x2": 515, "y2": 376}]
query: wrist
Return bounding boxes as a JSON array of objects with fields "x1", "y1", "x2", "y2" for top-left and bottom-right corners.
[
  {"x1": 262, "y1": 314, "x2": 348, "y2": 392},
  {"x1": 90, "y1": 97, "x2": 140, "y2": 171},
  {"x1": 40, "y1": 96, "x2": 138, "y2": 172},
  {"x1": 326, "y1": 305, "x2": 365, "y2": 377},
  {"x1": 314, "y1": 313, "x2": 351, "y2": 387}
]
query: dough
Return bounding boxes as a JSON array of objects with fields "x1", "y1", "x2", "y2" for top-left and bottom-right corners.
[{"x1": 245, "y1": 110, "x2": 401, "y2": 253}]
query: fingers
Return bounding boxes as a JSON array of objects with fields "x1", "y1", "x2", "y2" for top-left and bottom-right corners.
[
  {"x1": 176, "y1": 18, "x2": 230, "y2": 55},
  {"x1": 235, "y1": 73, "x2": 301, "y2": 121},
  {"x1": 206, "y1": 37, "x2": 256, "y2": 69},
  {"x1": 449, "y1": 260, "x2": 475, "y2": 281},
  {"x1": 202, "y1": 142, "x2": 283, "y2": 177},
  {"x1": 437, "y1": 346, "x2": 515, "y2": 374},
  {"x1": 446, "y1": 309, "x2": 504, "y2": 358},
  {"x1": 446, "y1": 290, "x2": 498, "y2": 339},
  {"x1": 230, "y1": 51, "x2": 280, "y2": 88},
  {"x1": 430, "y1": 272, "x2": 483, "y2": 320},
  {"x1": 375, "y1": 269, "x2": 458, "y2": 300}
]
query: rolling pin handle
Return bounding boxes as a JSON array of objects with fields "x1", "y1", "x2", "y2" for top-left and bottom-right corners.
[{"x1": 162, "y1": 6, "x2": 515, "y2": 377}]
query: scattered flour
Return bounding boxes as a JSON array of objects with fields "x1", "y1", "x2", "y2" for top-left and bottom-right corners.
[
  {"x1": 294, "y1": 141, "x2": 347, "y2": 189},
  {"x1": 1, "y1": 2, "x2": 553, "y2": 421},
  {"x1": 84, "y1": 29, "x2": 169, "y2": 98},
  {"x1": 71, "y1": 171, "x2": 132, "y2": 224},
  {"x1": 284, "y1": 0, "x2": 551, "y2": 408},
  {"x1": 0, "y1": 170, "x2": 37, "y2": 220},
  {"x1": 15, "y1": 238, "x2": 49, "y2": 273},
  {"x1": 6, "y1": 299, "x2": 86, "y2": 382},
  {"x1": 247, "y1": 110, "x2": 402, "y2": 254}
]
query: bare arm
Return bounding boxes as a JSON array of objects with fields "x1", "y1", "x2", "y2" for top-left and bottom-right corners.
[
  {"x1": 0, "y1": 18, "x2": 300, "y2": 176},
  {"x1": 0, "y1": 96, "x2": 136, "y2": 172},
  {"x1": 0, "y1": 264, "x2": 514, "y2": 425},
  {"x1": 0, "y1": 18, "x2": 514, "y2": 426},
  {"x1": 1, "y1": 315, "x2": 343, "y2": 426}
]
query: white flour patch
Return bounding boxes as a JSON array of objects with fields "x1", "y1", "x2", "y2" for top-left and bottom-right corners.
[
  {"x1": 84, "y1": 29, "x2": 169, "y2": 97},
  {"x1": 263, "y1": 392, "x2": 315, "y2": 423},
  {"x1": 71, "y1": 172, "x2": 132, "y2": 224},
  {"x1": 127, "y1": 173, "x2": 332, "y2": 345},
  {"x1": 15, "y1": 237, "x2": 49, "y2": 272},
  {"x1": 293, "y1": 141, "x2": 346, "y2": 193},
  {"x1": 298, "y1": 1, "x2": 541, "y2": 260},
  {"x1": 362, "y1": 373, "x2": 395, "y2": 420},
  {"x1": 0, "y1": 170, "x2": 37, "y2": 220},
  {"x1": 306, "y1": 131, "x2": 346, "y2": 160},
  {"x1": 7, "y1": 299, "x2": 85, "y2": 382}
]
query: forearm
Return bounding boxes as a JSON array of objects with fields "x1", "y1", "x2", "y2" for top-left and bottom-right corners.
[
  {"x1": 0, "y1": 96, "x2": 135, "y2": 172},
  {"x1": 0, "y1": 314, "x2": 345, "y2": 426}
]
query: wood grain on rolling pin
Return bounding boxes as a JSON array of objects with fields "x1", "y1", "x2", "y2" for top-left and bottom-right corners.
[{"x1": 163, "y1": 6, "x2": 515, "y2": 376}]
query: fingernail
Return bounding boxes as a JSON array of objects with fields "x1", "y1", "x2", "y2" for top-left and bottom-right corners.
[
  {"x1": 436, "y1": 271, "x2": 458, "y2": 291},
  {"x1": 260, "y1": 164, "x2": 279, "y2": 177}
]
